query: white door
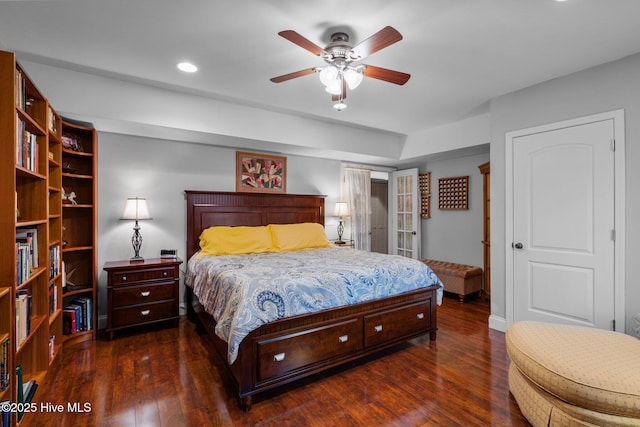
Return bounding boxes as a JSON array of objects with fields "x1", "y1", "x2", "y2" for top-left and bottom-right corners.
[
  {"x1": 509, "y1": 116, "x2": 619, "y2": 330},
  {"x1": 390, "y1": 169, "x2": 420, "y2": 259}
]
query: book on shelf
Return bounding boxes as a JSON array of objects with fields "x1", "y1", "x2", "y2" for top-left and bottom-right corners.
[
  {"x1": 1, "y1": 400, "x2": 9, "y2": 427},
  {"x1": 71, "y1": 297, "x2": 92, "y2": 331},
  {"x1": 15, "y1": 116, "x2": 39, "y2": 173},
  {"x1": 0, "y1": 337, "x2": 8, "y2": 391},
  {"x1": 15, "y1": 290, "x2": 31, "y2": 350},
  {"x1": 66, "y1": 303, "x2": 83, "y2": 332},
  {"x1": 16, "y1": 227, "x2": 39, "y2": 285},
  {"x1": 48, "y1": 106, "x2": 57, "y2": 136},
  {"x1": 49, "y1": 244, "x2": 60, "y2": 279},
  {"x1": 14, "y1": 366, "x2": 36, "y2": 422},
  {"x1": 15, "y1": 365, "x2": 23, "y2": 420},
  {"x1": 15, "y1": 69, "x2": 26, "y2": 111},
  {"x1": 63, "y1": 297, "x2": 93, "y2": 334},
  {"x1": 62, "y1": 308, "x2": 76, "y2": 335},
  {"x1": 48, "y1": 282, "x2": 58, "y2": 316},
  {"x1": 49, "y1": 335, "x2": 55, "y2": 362},
  {"x1": 22, "y1": 379, "x2": 38, "y2": 405}
]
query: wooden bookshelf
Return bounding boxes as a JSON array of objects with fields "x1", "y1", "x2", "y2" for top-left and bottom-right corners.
[
  {"x1": 0, "y1": 287, "x2": 12, "y2": 406},
  {"x1": 61, "y1": 119, "x2": 97, "y2": 346},
  {"x1": 0, "y1": 50, "x2": 97, "y2": 426},
  {"x1": 0, "y1": 50, "x2": 51, "y2": 426},
  {"x1": 48, "y1": 105, "x2": 63, "y2": 365}
]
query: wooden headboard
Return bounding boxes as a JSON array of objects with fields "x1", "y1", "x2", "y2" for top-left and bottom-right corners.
[{"x1": 185, "y1": 191, "x2": 326, "y2": 260}]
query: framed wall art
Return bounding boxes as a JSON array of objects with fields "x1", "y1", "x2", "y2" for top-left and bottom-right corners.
[
  {"x1": 438, "y1": 175, "x2": 469, "y2": 210},
  {"x1": 419, "y1": 172, "x2": 431, "y2": 218},
  {"x1": 236, "y1": 151, "x2": 287, "y2": 194}
]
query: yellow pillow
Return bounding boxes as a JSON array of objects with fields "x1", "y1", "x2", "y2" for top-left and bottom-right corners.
[
  {"x1": 269, "y1": 223, "x2": 331, "y2": 252},
  {"x1": 199, "y1": 225, "x2": 273, "y2": 256}
]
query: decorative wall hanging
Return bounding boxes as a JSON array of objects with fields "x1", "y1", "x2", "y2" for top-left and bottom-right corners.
[
  {"x1": 419, "y1": 172, "x2": 431, "y2": 218},
  {"x1": 236, "y1": 151, "x2": 287, "y2": 194},
  {"x1": 438, "y1": 175, "x2": 469, "y2": 210}
]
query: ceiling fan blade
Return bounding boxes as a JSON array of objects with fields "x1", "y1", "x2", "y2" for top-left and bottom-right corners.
[
  {"x1": 331, "y1": 79, "x2": 347, "y2": 102},
  {"x1": 349, "y1": 26, "x2": 403, "y2": 60},
  {"x1": 278, "y1": 30, "x2": 327, "y2": 56},
  {"x1": 363, "y1": 65, "x2": 411, "y2": 85},
  {"x1": 270, "y1": 68, "x2": 317, "y2": 83}
]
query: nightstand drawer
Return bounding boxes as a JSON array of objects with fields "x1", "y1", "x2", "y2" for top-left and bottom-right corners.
[
  {"x1": 111, "y1": 300, "x2": 177, "y2": 328},
  {"x1": 111, "y1": 267, "x2": 174, "y2": 286},
  {"x1": 112, "y1": 282, "x2": 175, "y2": 308}
]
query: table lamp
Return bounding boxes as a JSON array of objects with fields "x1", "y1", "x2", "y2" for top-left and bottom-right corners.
[
  {"x1": 121, "y1": 197, "x2": 152, "y2": 261},
  {"x1": 333, "y1": 202, "x2": 350, "y2": 244}
]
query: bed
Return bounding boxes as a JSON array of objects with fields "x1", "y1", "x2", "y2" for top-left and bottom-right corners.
[{"x1": 184, "y1": 190, "x2": 442, "y2": 410}]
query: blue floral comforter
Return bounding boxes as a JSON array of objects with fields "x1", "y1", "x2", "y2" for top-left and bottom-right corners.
[{"x1": 186, "y1": 247, "x2": 443, "y2": 363}]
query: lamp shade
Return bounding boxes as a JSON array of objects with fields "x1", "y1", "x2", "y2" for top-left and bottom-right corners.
[
  {"x1": 344, "y1": 67, "x2": 364, "y2": 90},
  {"x1": 333, "y1": 202, "x2": 350, "y2": 217},
  {"x1": 121, "y1": 197, "x2": 152, "y2": 220}
]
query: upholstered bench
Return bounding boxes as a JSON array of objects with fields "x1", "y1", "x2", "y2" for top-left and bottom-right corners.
[
  {"x1": 421, "y1": 259, "x2": 482, "y2": 302},
  {"x1": 506, "y1": 321, "x2": 640, "y2": 426}
]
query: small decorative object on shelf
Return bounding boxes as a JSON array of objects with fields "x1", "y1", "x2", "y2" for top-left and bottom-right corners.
[
  {"x1": 121, "y1": 197, "x2": 152, "y2": 261},
  {"x1": 61, "y1": 134, "x2": 83, "y2": 152},
  {"x1": 62, "y1": 162, "x2": 76, "y2": 173},
  {"x1": 61, "y1": 187, "x2": 77, "y2": 205}
]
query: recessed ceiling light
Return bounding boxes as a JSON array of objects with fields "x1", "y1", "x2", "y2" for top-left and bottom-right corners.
[{"x1": 177, "y1": 62, "x2": 198, "y2": 73}]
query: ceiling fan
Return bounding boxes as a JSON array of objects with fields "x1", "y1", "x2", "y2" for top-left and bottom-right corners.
[{"x1": 270, "y1": 26, "x2": 411, "y2": 111}]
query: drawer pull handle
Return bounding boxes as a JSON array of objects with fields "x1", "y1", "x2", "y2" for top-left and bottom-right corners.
[
  {"x1": 141, "y1": 310, "x2": 151, "y2": 316},
  {"x1": 374, "y1": 325, "x2": 383, "y2": 333},
  {"x1": 417, "y1": 313, "x2": 425, "y2": 320},
  {"x1": 163, "y1": 271, "x2": 168, "y2": 276},
  {"x1": 273, "y1": 352, "x2": 285, "y2": 362},
  {"x1": 122, "y1": 276, "x2": 127, "y2": 282},
  {"x1": 140, "y1": 291, "x2": 151, "y2": 297},
  {"x1": 338, "y1": 335, "x2": 349, "y2": 343}
]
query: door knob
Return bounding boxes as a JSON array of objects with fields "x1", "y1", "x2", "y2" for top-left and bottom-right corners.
[
  {"x1": 514, "y1": 242, "x2": 523, "y2": 249},
  {"x1": 412, "y1": 231, "x2": 417, "y2": 235}
]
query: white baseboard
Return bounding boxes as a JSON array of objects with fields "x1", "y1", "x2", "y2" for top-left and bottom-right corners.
[{"x1": 489, "y1": 314, "x2": 507, "y2": 332}]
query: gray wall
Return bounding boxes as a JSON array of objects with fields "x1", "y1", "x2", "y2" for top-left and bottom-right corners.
[
  {"x1": 420, "y1": 152, "x2": 489, "y2": 268},
  {"x1": 490, "y1": 52, "x2": 640, "y2": 333},
  {"x1": 96, "y1": 133, "x2": 342, "y2": 326}
]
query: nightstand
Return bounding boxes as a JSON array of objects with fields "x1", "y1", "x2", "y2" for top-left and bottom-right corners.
[
  {"x1": 333, "y1": 239, "x2": 354, "y2": 248},
  {"x1": 104, "y1": 257, "x2": 182, "y2": 339}
]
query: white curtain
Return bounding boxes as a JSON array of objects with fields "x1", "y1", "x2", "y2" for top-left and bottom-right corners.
[{"x1": 344, "y1": 168, "x2": 371, "y2": 251}]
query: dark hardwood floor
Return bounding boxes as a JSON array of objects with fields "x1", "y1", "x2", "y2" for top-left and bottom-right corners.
[{"x1": 29, "y1": 295, "x2": 529, "y2": 426}]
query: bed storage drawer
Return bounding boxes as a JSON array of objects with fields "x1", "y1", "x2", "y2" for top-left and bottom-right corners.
[
  {"x1": 257, "y1": 318, "x2": 362, "y2": 382},
  {"x1": 364, "y1": 300, "x2": 432, "y2": 348}
]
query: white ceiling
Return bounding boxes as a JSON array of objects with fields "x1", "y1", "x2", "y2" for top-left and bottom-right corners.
[{"x1": 1, "y1": 0, "x2": 640, "y2": 163}]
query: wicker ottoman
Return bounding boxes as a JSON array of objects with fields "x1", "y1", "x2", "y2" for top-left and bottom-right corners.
[
  {"x1": 421, "y1": 259, "x2": 482, "y2": 302},
  {"x1": 506, "y1": 321, "x2": 640, "y2": 426}
]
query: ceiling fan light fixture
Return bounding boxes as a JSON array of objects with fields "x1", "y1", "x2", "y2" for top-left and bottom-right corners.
[
  {"x1": 333, "y1": 102, "x2": 347, "y2": 111},
  {"x1": 344, "y1": 67, "x2": 364, "y2": 90},
  {"x1": 325, "y1": 79, "x2": 343, "y2": 95},
  {"x1": 319, "y1": 65, "x2": 339, "y2": 86}
]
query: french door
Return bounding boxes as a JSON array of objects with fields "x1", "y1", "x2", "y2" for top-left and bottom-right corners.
[{"x1": 390, "y1": 168, "x2": 420, "y2": 259}]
